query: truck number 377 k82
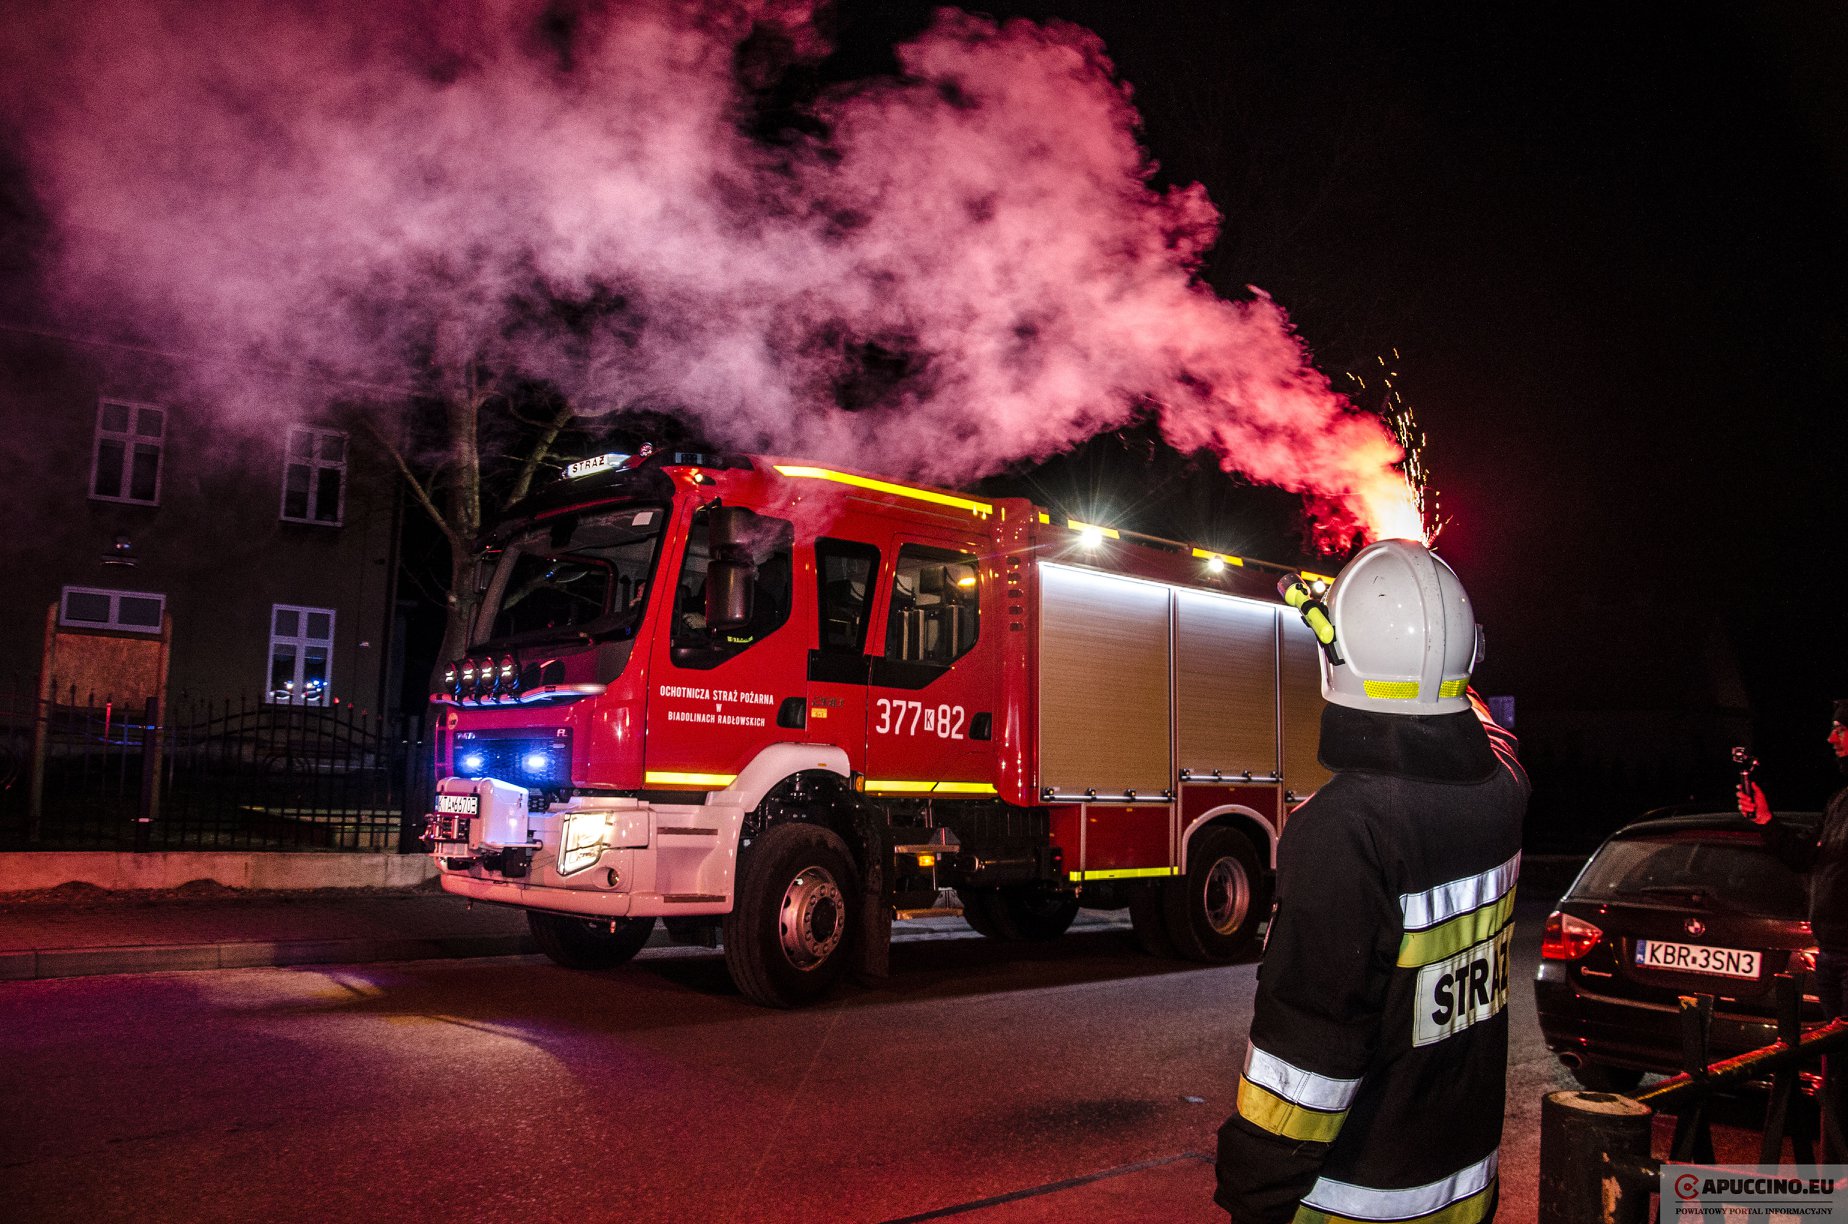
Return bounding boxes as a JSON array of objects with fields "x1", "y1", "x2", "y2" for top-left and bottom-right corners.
[{"x1": 874, "y1": 699, "x2": 967, "y2": 740}]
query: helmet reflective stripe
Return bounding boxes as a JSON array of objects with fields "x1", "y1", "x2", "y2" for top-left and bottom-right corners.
[{"x1": 1314, "y1": 540, "x2": 1479, "y2": 716}]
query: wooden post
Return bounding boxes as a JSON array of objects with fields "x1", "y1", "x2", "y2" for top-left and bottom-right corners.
[{"x1": 1539, "y1": 1090, "x2": 1654, "y2": 1224}]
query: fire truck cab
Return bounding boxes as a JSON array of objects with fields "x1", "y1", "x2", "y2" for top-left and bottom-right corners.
[{"x1": 427, "y1": 448, "x2": 1330, "y2": 1006}]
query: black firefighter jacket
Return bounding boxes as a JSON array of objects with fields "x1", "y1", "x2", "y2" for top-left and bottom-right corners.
[{"x1": 1216, "y1": 699, "x2": 1529, "y2": 1224}]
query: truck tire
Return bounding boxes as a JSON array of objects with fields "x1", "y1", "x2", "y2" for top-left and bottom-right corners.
[
  {"x1": 723, "y1": 822, "x2": 859, "y2": 1008},
  {"x1": 1127, "y1": 883, "x2": 1178, "y2": 957},
  {"x1": 958, "y1": 886, "x2": 1079, "y2": 941},
  {"x1": 1163, "y1": 825, "x2": 1265, "y2": 961},
  {"x1": 527, "y1": 910, "x2": 656, "y2": 970},
  {"x1": 957, "y1": 887, "x2": 1009, "y2": 939}
]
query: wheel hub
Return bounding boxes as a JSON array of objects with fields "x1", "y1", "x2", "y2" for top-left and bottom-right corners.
[
  {"x1": 1203, "y1": 856, "x2": 1249, "y2": 936},
  {"x1": 777, "y1": 865, "x2": 845, "y2": 970}
]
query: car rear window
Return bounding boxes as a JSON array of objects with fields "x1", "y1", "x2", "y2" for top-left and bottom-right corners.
[{"x1": 1573, "y1": 834, "x2": 1807, "y2": 919}]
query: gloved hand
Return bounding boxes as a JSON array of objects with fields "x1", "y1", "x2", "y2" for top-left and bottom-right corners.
[{"x1": 1737, "y1": 782, "x2": 1773, "y2": 825}]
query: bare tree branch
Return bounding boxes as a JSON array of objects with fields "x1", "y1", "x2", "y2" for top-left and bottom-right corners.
[{"x1": 358, "y1": 416, "x2": 461, "y2": 546}]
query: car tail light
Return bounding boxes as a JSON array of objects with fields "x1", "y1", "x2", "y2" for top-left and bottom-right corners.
[
  {"x1": 1541, "y1": 911, "x2": 1603, "y2": 960},
  {"x1": 1791, "y1": 947, "x2": 1820, "y2": 974}
]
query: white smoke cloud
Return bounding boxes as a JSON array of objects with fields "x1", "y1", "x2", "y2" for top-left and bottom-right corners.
[{"x1": 0, "y1": 0, "x2": 1413, "y2": 537}]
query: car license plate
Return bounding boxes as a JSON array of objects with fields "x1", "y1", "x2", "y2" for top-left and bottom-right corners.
[
  {"x1": 435, "y1": 793, "x2": 479, "y2": 816},
  {"x1": 1635, "y1": 939, "x2": 1761, "y2": 979}
]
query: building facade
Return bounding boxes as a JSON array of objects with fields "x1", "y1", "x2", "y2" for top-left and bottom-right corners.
[{"x1": 0, "y1": 328, "x2": 403, "y2": 716}]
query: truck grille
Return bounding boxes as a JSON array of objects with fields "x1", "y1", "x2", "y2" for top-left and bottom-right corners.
[{"x1": 452, "y1": 730, "x2": 572, "y2": 794}]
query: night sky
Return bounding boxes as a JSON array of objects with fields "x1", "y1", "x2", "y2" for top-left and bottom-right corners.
[
  {"x1": 3, "y1": 2, "x2": 1843, "y2": 831},
  {"x1": 816, "y1": 2, "x2": 1847, "y2": 817}
]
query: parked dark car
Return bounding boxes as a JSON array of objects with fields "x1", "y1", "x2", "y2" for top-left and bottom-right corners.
[{"x1": 1534, "y1": 808, "x2": 1823, "y2": 1092}]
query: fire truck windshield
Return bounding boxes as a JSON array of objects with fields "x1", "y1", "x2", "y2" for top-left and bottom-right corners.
[{"x1": 473, "y1": 505, "x2": 666, "y2": 648}]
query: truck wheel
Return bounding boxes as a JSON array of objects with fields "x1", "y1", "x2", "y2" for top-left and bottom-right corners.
[
  {"x1": 527, "y1": 910, "x2": 656, "y2": 970},
  {"x1": 723, "y1": 823, "x2": 859, "y2": 1008},
  {"x1": 998, "y1": 888, "x2": 1080, "y2": 940},
  {"x1": 957, "y1": 887, "x2": 1009, "y2": 939},
  {"x1": 1128, "y1": 883, "x2": 1177, "y2": 957},
  {"x1": 1163, "y1": 826, "x2": 1265, "y2": 961},
  {"x1": 957, "y1": 887, "x2": 1078, "y2": 940}
]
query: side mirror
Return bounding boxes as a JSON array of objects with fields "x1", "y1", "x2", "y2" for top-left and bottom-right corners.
[
  {"x1": 706, "y1": 559, "x2": 754, "y2": 630},
  {"x1": 708, "y1": 505, "x2": 758, "y2": 552}
]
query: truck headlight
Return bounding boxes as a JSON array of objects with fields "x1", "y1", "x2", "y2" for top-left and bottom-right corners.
[{"x1": 557, "y1": 812, "x2": 615, "y2": 876}]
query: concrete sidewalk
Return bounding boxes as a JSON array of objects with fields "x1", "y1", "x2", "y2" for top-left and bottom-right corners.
[{"x1": 0, "y1": 884, "x2": 540, "y2": 981}]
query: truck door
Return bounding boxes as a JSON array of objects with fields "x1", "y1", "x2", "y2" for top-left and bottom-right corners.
[
  {"x1": 805, "y1": 537, "x2": 879, "y2": 767},
  {"x1": 861, "y1": 537, "x2": 998, "y2": 796},
  {"x1": 644, "y1": 503, "x2": 808, "y2": 788}
]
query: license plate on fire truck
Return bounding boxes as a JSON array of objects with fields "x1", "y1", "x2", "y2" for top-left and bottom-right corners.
[
  {"x1": 1635, "y1": 940, "x2": 1761, "y2": 979},
  {"x1": 435, "y1": 793, "x2": 479, "y2": 816}
]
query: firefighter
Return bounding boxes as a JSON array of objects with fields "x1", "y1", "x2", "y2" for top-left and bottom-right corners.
[
  {"x1": 1737, "y1": 700, "x2": 1848, "y2": 1018},
  {"x1": 1216, "y1": 540, "x2": 1529, "y2": 1224},
  {"x1": 1738, "y1": 700, "x2": 1848, "y2": 1158}
]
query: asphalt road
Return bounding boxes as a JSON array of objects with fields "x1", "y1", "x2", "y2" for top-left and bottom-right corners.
[{"x1": 0, "y1": 898, "x2": 1760, "y2": 1223}]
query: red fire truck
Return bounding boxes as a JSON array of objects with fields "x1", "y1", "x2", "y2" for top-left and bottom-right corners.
[{"x1": 426, "y1": 447, "x2": 1333, "y2": 1006}]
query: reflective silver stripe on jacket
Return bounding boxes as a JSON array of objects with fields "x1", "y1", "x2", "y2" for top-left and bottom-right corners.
[
  {"x1": 1302, "y1": 1149, "x2": 1498, "y2": 1221},
  {"x1": 1244, "y1": 1044, "x2": 1363, "y2": 1111},
  {"x1": 1399, "y1": 853, "x2": 1521, "y2": 931}
]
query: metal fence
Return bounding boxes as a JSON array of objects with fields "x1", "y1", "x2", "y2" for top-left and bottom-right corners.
[{"x1": 0, "y1": 678, "x2": 431, "y2": 853}]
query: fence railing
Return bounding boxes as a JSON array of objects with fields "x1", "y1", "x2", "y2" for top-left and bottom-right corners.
[
  {"x1": 0, "y1": 678, "x2": 431, "y2": 853},
  {"x1": 1539, "y1": 975, "x2": 1848, "y2": 1223}
]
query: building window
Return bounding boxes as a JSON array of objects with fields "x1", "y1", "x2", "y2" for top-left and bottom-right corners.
[
  {"x1": 60, "y1": 586, "x2": 165, "y2": 634},
  {"x1": 268, "y1": 605, "x2": 335, "y2": 706},
  {"x1": 281, "y1": 427, "x2": 347, "y2": 524},
  {"x1": 89, "y1": 399, "x2": 165, "y2": 504}
]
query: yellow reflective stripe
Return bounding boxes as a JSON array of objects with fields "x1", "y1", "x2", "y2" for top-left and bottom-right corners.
[
  {"x1": 1237, "y1": 1077, "x2": 1347, "y2": 1143},
  {"x1": 1067, "y1": 518, "x2": 1120, "y2": 538},
  {"x1": 1398, "y1": 890, "x2": 1517, "y2": 967},
  {"x1": 1069, "y1": 867, "x2": 1179, "y2": 881},
  {"x1": 1292, "y1": 1181, "x2": 1496, "y2": 1224},
  {"x1": 1191, "y1": 547, "x2": 1246, "y2": 567},
  {"x1": 643, "y1": 771, "x2": 738, "y2": 788},
  {"x1": 1037, "y1": 512, "x2": 1051, "y2": 523},
  {"x1": 1439, "y1": 677, "x2": 1469, "y2": 698},
  {"x1": 863, "y1": 780, "x2": 998, "y2": 795},
  {"x1": 1362, "y1": 679, "x2": 1421, "y2": 700},
  {"x1": 772, "y1": 465, "x2": 993, "y2": 517}
]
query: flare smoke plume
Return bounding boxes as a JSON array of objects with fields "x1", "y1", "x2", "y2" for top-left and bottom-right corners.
[{"x1": 0, "y1": 0, "x2": 1419, "y2": 542}]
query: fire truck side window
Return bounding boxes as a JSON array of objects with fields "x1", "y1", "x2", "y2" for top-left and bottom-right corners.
[
  {"x1": 815, "y1": 539, "x2": 879, "y2": 655},
  {"x1": 669, "y1": 506, "x2": 794, "y2": 669},
  {"x1": 883, "y1": 545, "x2": 979, "y2": 667}
]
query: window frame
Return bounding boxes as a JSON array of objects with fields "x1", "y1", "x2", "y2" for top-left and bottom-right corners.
[
  {"x1": 58, "y1": 586, "x2": 166, "y2": 635},
  {"x1": 88, "y1": 398, "x2": 166, "y2": 506},
  {"x1": 279, "y1": 425, "x2": 348, "y2": 526},
  {"x1": 267, "y1": 603, "x2": 337, "y2": 707},
  {"x1": 667, "y1": 506, "x2": 795, "y2": 671},
  {"x1": 880, "y1": 542, "x2": 981, "y2": 670}
]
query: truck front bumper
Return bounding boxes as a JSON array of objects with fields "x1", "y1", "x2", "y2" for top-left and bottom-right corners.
[{"x1": 428, "y1": 778, "x2": 743, "y2": 919}]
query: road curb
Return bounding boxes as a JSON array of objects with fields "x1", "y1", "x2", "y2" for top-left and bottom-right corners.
[{"x1": 0, "y1": 932, "x2": 543, "y2": 982}]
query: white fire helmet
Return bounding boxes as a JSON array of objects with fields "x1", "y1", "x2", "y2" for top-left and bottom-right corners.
[{"x1": 1314, "y1": 540, "x2": 1481, "y2": 716}]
